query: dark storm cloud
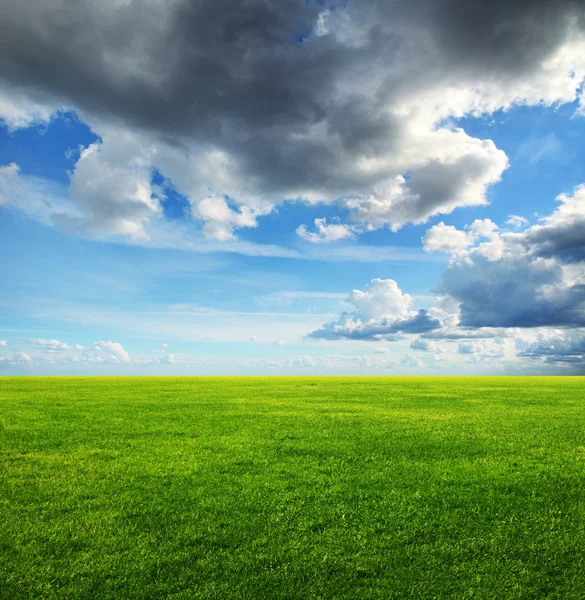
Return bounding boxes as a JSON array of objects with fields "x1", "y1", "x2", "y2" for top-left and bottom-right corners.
[
  {"x1": 1, "y1": 0, "x2": 584, "y2": 207},
  {"x1": 437, "y1": 255, "x2": 585, "y2": 328},
  {"x1": 522, "y1": 219, "x2": 585, "y2": 265}
]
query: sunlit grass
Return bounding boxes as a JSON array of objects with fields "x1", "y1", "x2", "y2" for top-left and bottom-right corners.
[{"x1": 1, "y1": 376, "x2": 584, "y2": 599}]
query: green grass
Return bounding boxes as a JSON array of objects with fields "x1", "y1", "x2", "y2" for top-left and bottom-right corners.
[{"x1": 1, "y1": 377, "x2": 585, "y2": 599}]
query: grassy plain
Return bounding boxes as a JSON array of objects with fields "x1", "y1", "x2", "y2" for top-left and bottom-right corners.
[{"x1": 1, "y1": 376, "x2": 584, "y2": 599}]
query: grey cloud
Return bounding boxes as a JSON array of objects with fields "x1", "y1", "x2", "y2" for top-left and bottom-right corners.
[
  {"x1": 308, "y1": 309, "x2": 441, "y2": 341},
  {"x1": 439, "y1": 254, "x2": 585, "y2": 328},
  {"x1": 518, "y1": 331, "x2": 585, "y2": 373},
  {"x1": 434, "y1": 184, "x2": 585, "y2": 329},
  {"x1": 519, "y1": 333, "x2": 585, "y2": 359},
  {"x1": 421, "y1": 329, "x2": 502, "y2": 340},
  {"x1": 1, "y1": 0, "x2": 584, "y2": 237}
]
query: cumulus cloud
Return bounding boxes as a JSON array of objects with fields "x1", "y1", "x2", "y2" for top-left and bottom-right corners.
[
  {"x1": 518, "y1": 184, "x2": 585, "y2": 263},
  {"x1": 309, "y1": 278, "x2": 441, "y2": 341},
  {"x1": 506, "y1": 215, "x2": 529, "y2": 228},
  {"x1": 434, "y1": 185, "x2": 585, "y2": 329},
  {"x1": 518, "y1": 330, "x2": 585, "y2": 370},
  {"x1": 422, "y1": 222, "x2": 475, "y2": 254},
  {"x1": 296, "y1": 218, "x2": 354, "y2": 243},
  {"x1": 1, "y1": 0, "x2": 584, "y2": 241},
  {"x1": 0, "y1": 85, "x2": 55, "y2": 130},
  {"x1": 15, "y1": 352, "x2": 32, "y2": 363},
  {"x1": 0, "y1": 340, "x2": 6, "y2": 346},
  {"x1": 29, "y1": 338, "x2": 72, "y2": 351},
  {"x1": 410, "y1": 338, "x2": 438, "y2": 352},
  {"x1": 192, "y1": 194, "x2": 257, "y2": 241},
  {"x1": 423, "y1": 218, "x2": 498, "y2": 254},
  {"x1": 94, "y1": 341, "x2": 130, "y2": 363},
  {"x1": 440, "y1": 254, "x2": 585, "y2": 328}
]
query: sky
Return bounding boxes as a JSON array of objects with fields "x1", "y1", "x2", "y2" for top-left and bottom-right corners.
[{"x1": 1, "y1": 0, "x2": 585, "y2": 375}]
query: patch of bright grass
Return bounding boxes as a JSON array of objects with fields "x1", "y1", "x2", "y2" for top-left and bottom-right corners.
[{"x1": 1, "y1": 376, "x2": 584, "y2": 599}]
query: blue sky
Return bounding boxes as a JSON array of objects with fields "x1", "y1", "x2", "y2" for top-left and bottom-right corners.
[{"x1": 1, "y1": 0, "x2": 585, "y2": 374}]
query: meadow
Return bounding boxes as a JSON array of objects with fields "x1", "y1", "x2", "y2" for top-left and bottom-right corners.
[{"x1": 1, "y1": 376, "x2": 584, "y2": 599}]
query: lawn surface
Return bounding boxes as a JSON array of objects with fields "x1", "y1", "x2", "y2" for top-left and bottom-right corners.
[{"x1": 1, "y1": 376, "x2": 584, "y2": 599}]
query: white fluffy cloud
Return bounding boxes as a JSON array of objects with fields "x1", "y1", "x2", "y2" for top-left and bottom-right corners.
[
  {"x1": 506, "y1": 215, "x2": 529, "y2": 229},
  {"x1": 94, "y1": 341, "x2": 130, "y2": 363},
  {"x1": 423, "y1": 219, "x2": 498, "y2": 254},
  {"x1": 0, "y1": 340, "x2": 6, "y2": 346},
  {"x1": 62, "y1": 133, "x2": 163, "y2": 240},
  {"x1": 296, "y1": 218, "x2": 355, "y2": 244},
  {"x1": 192, "y1": 194, "x2": 257, "y2": 241},
  {"x1": 0, "y1": 84, "x2": 55, "y2": 130},
  {"x1": 309, "y1": 278, "x2": 441, "y2": 341},
  {"x1": 422, "y1": 222, "x2": 476, "y2": 254},
  {"x1": 29, "y1": 338, "x2": 72, "y2": 351}
]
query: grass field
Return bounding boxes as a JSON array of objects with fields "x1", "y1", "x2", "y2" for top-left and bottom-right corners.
[{"x1": 1, "y1": 377, "x2": 584, "y2": 599}]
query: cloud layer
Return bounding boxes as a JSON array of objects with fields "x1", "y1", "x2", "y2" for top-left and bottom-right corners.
[
  {"x1": 309, "y1": 278, "x2": 441, "y2": 340},
  {"x1": 1, "y1": 0, "x2": 585, "y2": 242}
]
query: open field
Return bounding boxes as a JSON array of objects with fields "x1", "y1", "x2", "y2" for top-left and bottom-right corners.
[{"x1": 1, "y1": 377, "x2": 585, "y2": 599}]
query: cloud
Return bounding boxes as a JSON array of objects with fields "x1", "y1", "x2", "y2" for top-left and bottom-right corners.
[
  {"x1": 57, "y1": 136, "x2": 163, "y2": 240},
  {"x1": 423, "y1": 218, "x2": 498, "y2": 254},
  {"x1": 74, "y1": 344, "x2": 85, "y2": 351},
  {"x1": 440, "y1": 253, "x2": 585, "y2": 328},
  {"x1": 272, "y1": 339, "x2": 285, "y2": 346},
  {"x1": 1, "y1": 0, "x2": 584, "y2": 241},
  {"x1": 29, "y1": 338, "x2": 72, "y2": 351},
  {"x1": 400, "y1": 354, "x2": 424, "y2": 368},
  {"x1": 192, "y1": 194, "x2": 257, "y2": 241},
  {"x1": 410, "y1": 338, "x2": 438, "y2": 352},
  {"x1": 15, "y1": 352, "x2": 32, "y2": 363},
  {"x1": 506, "y1": 215, "x2": 529, "y2": 228},
  {"x1": 341, "y1": 143, "x2": 508, "y2": 231},
  {"x1": 422, "y1": 222, "x2": 475, "y2": 254},
  {"x1": 0, "y1": 340, "x2": 6, "y2": 346},
  {"x1": 518, "y1": 330, "x2": 585, "y2": 371},
  {"x1": 0, "y1": 85, "x2": 55, "y2": 130},
  {"x1": 134, "y1": 352, "x2": 175, "y2": 366},
  {"x1": 458, "y1": 342, "x2": 483, "y2": 355},
  {"x1": 518, "y1": 184, "x2": 585, "y2": 263},
  {"x1": 94, "y1": 341, "x2": 130, "y2": 363},
  {"x1": 296, "y1": 218, "x2": 355, "y2": 244},
  {"x1": 308, "y1": 278, "x2": 441, "y2": 341},
  {"x1": 457, "y1": 340, "x2": 509, "y2": 360},
  {"x1": 417, "y1": 185, "x2": 585, "y2": 329}
]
